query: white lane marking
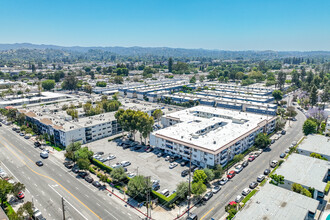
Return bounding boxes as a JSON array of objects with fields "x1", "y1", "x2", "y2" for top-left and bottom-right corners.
[
  {"x1": 48, "y1": 184, "x2": 88, "y2": 220},
  {"x1": 105, "y1": 209, "x2": 119, "y2": 220},
  {"x1": 26, "y1": 188, "x2": 30, "y2": 193},
  {"x1": 96, "y1": 203, "x2": 101, "y2": 207},
  {"x1": 67, "y1": 180, "x2": 70, "y2": 183},
  {"x1": 127, "y1": 213, "x2": 131, "y2": 216},
  {"x1": 85, "y1": 194, "x2": 89, "y2": 198},
  {"x1": 1, "y1": 163, "x2": 21, "y2": 182},
  {"x1": 34, "y1": 183, "x2": 38, "y2": 187}
]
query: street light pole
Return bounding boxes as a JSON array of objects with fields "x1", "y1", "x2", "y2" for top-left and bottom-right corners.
[{"x1": 187, "y1": 147, "x2": 192, "y2": 218}]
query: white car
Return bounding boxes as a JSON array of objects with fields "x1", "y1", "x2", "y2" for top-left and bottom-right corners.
[
  {"x1": 111, "y1": 163, "x2": 122, "y2": 169},
  {"x1": 212, "y1": 186, "x2": 221, "y2": 194},
  {"x1": 242, "y1": 188, "x2": 251, "y2": 196},
  {"x1": 219, "y1": 178, "x2": 228, "y2": 185},
  {"x1": 107, "y1": 155, "x2": 116, "y2": 160},
  {"x1": 169, "y1": 162, "x2": 178, "y2": 169},
  {"x1": 235, "y1": 195, "x2": 244, "y2": 203},
  {"x1": 285, "y1": 148, "x2": 290, "y2": 153},
  {"x1": 151, "y1": 179, "x2": 160, "y2": 185},
  {"x1": 127, "y1": 173, "x2": 136, "y2": 178},
  {"x1": 121, "y1": 161, "x2": 131, "y2": 167},
  {"x1": 93, "y1": 155, "x2": 101, "y2": 160},
  {"x1": 40, "y1": 151, "x2": 49, "y2": 159},
  {"x1": 234, "y1": 165, "x2": 243, "y2": 173}
]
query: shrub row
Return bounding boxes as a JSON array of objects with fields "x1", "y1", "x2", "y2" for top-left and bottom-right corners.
[
  {"x1": 151, "y1": 190, "x2": 177, "y2": 207},
  {"x1": 325, "y1": 181, "x2": 330, "y2": 194},
  {"x1": 91, "y1": 158, "x2": 113, "y2": 173}
]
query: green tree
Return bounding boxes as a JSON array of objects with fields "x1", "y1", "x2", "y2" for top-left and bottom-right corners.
[
  {"x1": 41, "y1": 79, "x2": 55, "y2": 91},
  {"x1": 277, "y1": 71, "x2": 287, "y2": 90},
  {"x1": 301, "y1": 188, "x2": 312, "y2": 198},
  {"x1": 193, "y1": 170, "x2": 207, "y2": 183},
  {"x1": 61, "y1": 75, "x2": 78, "y2": 90},
  {"x1": 286, "y1": 106, "x2": 297, "y2": 117},
  {"x1": 96, "y1": 81, "x2": 107, "y2": 87},
  {"x1": 110, "y1": 167, "x2": 127, "y2": 183},
  {"x1": 254, "y1": 133, "x2": 271, "y2": 149},
  {"x1": 292, "y1": 183, "x2": 303, "y2": 193},
  {"x1": 12, "y1": 182, "x2": 25, "y2": 195},
  {"x1": 272, "y1": 90, "x2": 283, "y2": 103},
  {"x1": 233, "y1": 154, "x2": 244, "y2": 163},
  {"x1": 127, "y1": 175, "x2": 151, "y2": 199},
  {"x1": 190, "y1": 75, "x2": 196, "y2": 83},
  {"x1": 77, "y1": 158, "x2": 90, "y2": 170},
  {"x1": 17, "y1": 201, "x2": 34, "y2": 218},
  {"x1": 176, "y1": 181, "x2": 189, "y2": 200},
  {"x1": 303, "y1": 119, "x2": 317, "y2": 135},
  {"x1": 168, "y1": 57, "x2": 173, "y2": 73},
  {"x1": 199, "y1": 75, "x2": 205, "y2": 82},
  {"x1": 291, "y1": 70, "x2": 301, "y2": 87},
  {"x1": 152, "y1": 109, "x2": 163, "y2": 124},
  {"x1": 83, "y1": 84, "x2": 93, "y2": 94},
  {"x1": 269, "y1": 174, "x2": 284, "y2": 185},
  {"x1": 213, "y1": 164, "x2": 224, "y2": 179},
  {"x1": 203, "y1": 168, "x2": 215, "y2": 182},
  {"x1": 0, "y1": 179, "x2": 13, "y2": 207},
  {"x1": 310, "y1": 85, "x2": 318, "y2": 107},
  {"x1": 191, "y1": 181, "x2": 207, "y2": 196},
  {"x1": 75, "y1": 146, "x2": 93, "y2": 160},
  {"x1": 113, "y1": 76, "x2": 124, "y2": 84}
]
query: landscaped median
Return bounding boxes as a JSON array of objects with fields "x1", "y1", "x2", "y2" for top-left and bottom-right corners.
[
  {"x1": 151, "y1": 190, "x2": 177, "y2": 207},
  {"x1": 241, "y1": 189, "x2": 257, "y2": 204}
]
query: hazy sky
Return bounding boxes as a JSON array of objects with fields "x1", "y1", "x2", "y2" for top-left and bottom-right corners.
[{"x1": 1, "y1": 0, "x2": 329, "y2": 51}]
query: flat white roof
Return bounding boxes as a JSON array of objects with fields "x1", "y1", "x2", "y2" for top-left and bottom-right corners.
[
  {"x1": 298, "y1": 134, "x2": 330, "y2": 157},
  {"x1": 235, "y1": 183, "x2": 319, "y2": 220},
  {"x1": 153, "y1": 106, "x2": 274, "y2": 152},
  {"x1": 275, "y1": 153, "x2": 329, "y2": 192}
]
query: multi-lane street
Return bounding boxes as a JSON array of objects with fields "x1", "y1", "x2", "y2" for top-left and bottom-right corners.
[
  {"x1": 0, "y1": 125, "x2": 143, "y2": 220},
  {"x1": 194, "y1": 97, "x2": 305, "y2": 220}
]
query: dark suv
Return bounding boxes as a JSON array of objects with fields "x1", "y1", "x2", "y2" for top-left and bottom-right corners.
[{"x1": 78, "y1": 171, "x2": 88, "y2": 178}]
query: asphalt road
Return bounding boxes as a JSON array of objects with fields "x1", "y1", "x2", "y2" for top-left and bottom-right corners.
[
  {"x1": 0, "y1": 126, "x2": 143, "y2": 220},
  {"x1": 193, "y1": 101, "x2": 305, "y2": 219}
]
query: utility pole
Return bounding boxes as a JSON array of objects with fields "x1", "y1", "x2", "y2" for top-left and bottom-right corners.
[
  {"x1": 145, "y1": 176, "x2": 151, "y2": 220},
  {"x1": 187, "y1": 148, "x2": 192, "y2": 218},
  {"x1": 61, "y1": 197, "x2": 66, "y2": 220}
]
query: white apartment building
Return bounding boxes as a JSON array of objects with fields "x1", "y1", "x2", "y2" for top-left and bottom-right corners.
[{"x1": 150, "y1": 106, "x2": 276, "y2": 167}]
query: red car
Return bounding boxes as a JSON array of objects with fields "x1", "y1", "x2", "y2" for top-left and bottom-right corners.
[
  {"x1": 17, "y1": 191, "x2": 25, "y2": 199},
  {"x1": 227, "y1": 170, "x2": 236, "y2": 179},
  {"x1": 248, "y1": 156, "x2": 255, "y2": 162}
]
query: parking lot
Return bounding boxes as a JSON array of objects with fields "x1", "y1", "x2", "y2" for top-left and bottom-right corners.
[{"x1": 84, "y1": 136, "x2": 190, "y2": 194}]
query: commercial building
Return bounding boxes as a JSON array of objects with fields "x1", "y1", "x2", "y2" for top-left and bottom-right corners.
[
  {"x1": 297, "y1": 134, "x2": 330, "y2": 160},
  {"x1": 234, "y1": 183, "x2": 319, "y2": 220},
  {"x1": 275, "y1": 153, "x2": 329, "y2": 200},
  {"x1": 150, "y1": 106, "x2": 276, "y2": 167}
]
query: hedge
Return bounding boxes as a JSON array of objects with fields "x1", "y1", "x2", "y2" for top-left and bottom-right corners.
[
  {"x1": 151, "y1": 190, "x2": 177, "y2": 207},
  {"x1": 91, "y1": 158, "x2": 113, "y2": 173},
  {"x1": 325, "y1": 181, "x2": 330, "y2": 194}
]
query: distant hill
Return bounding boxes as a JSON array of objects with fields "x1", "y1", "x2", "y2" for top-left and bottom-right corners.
[{"x1": 0, "y1": 43, "x2": 330, "y2": 61}]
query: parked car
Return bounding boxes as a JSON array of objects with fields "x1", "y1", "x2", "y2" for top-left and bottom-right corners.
[
  {"x1": 227, "y1": 170, "x2": 236, "y2": 179},
  {"x1": 180, "y1": 160, "x2": 188, "y2": 166},
  {"x1": 84, "y1": 176, "x2": 93, "y2": 183},
  {"x1": 270, "y1": 160, "x2": 278, "y2": 168},
  {"x1": 20, "y1": 132, "x2": 25, "y2": 136},
  {"x1": 17, "y1": 191, "x2": 25, "y2": 199},
  {"x1": 186, "y1": 213, "x2": 198, "y2": 220},
  {"x1": 111, "y1": 163, "x2": 122, "y2": 169},
  {"x1": 191, "y1": 165, "x2": 199, "y2": 172},
  {"x1": 292, "y1": 118, "x2": 297, "y2": 121},
  {"x1": 242, "y1": 160, "x2": 249, "y2": 167},
  {"x1": 161, "y1": 189, "x2": 169, "y2": 196},
  {"x1": 123, "y1": 144, "x2": 130, "y2": 149},
  {"x1": 181, "y1": 169, "x2": 189, "y2": 177},
  {"x1": 15, "y1": 130, "x2": 20, "y2": 133},
  {"x1": 93, "y1": 154, "x2": 101, "y2": 160},
  {"x1": 235, "y1": 195, "x2": 244, "y2": 203},
  {"x1": 203, "y1": 192, "x2": 213, "y2": 201},
  {"x1": 280, "y1": 153, "x2": 286, "y2": 158},
  {"x1": 34, "y1": 141, "x2": 41, "y2": 147},
  {"x1": 212, "y1": 186, "x2": 221, "y2": 194},
  {"x1": 257, "y1": 175, "x2": 265, "y2": 182},
  {"x1": 219, "y1": 178, "x2": 229, "y2": 185},
  {"x1": 264, "y1": 169, "x2": 270, "y2": 175},
  {"x1": 12, "y1": 127, "x2": 17, "y2": 131},
  {"x1": 234, "y1": 165, "x2": 243, "y2": 174},
  {"x1": 107, "y1": 155, "x2": 116, "y2": 160},
  {"x1": 169, "y1": 162, "x2": 178, "y2": 169},
  {"x1": 121, "y1": 161, "x2": 131, "y2": 167},
  {"x1": 248, "y1": 156, "x2": 255, "y2": 162},
  {"x1": 127, "y1": 173, "x2": 136, "y2": 178},
  {"x1": 242, "y1": 188, "x2": 251, "y2": 196},
  {"x1": 165, "y1": 156, "x2": 170, "y2": 161},
  {"x1": 72, "y1": 167, "x2": 79, "y2": 173},
  {"x1": 271, "y1": 139, "x2": 275, "y2": 144},
  {"x1": 281, "y1": 130, "x2": 286, "y2": 135},
  {"x1": 24, "y1": 136, "x2": 30, "y2": 139},
  {"x1": 152, "y1": 184, "x2": 160, "y2": 191},
  {"x1": 40, "y1": 151, "x2": 49, "y2": 159},
  {"x1": 78, "y1": 171, "x2": 88, "y2": 178},
  {"x1": 33, "y1": 207, "x2": 44, "y2": 220},
  {"x1": 95, "y1": 152, "x2": 104, "y2": 155},
  {"x1": 146, "y1": 147, "x2": 153, "y2": 153},
  {"x1": 36, "y1": 161, "x2": 43, "y2": 166},
  {"x1": 157, "y1": 152, "x2": 163, "y2": 157},
  {"x1": 92, "y1": 181, "x2": 101, "y2": 188},
  {"x1": 64, "y1": 161, "x2": 74, "y2": 169},
  {"x1": 249, "y1": 181, "x2": 258, "y2": 189},
  {"x1": 285, "y1": 148, "x2": 290, "y2": 153}
]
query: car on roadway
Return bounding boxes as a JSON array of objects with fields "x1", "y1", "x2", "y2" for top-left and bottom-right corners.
[
  {"x1": 169, "y1": 162, "x2": 178, "y2": 169},
  {"x1": 92, "y1": 181, "x2": 101, "y2": 188},
  {"x1": 121, "y1": 161, "x2": 131, "y2": 167},
  {"x1": 292, "y1": 118, "x2": 297, "y2": 121},
  {"x1": 33, "y1": 207, "x2": 45, "y2": 220},
  {"x1": 219, "y1": 177, "x2": 229, "y2": 185},
  {"x1": 280, "y1": 153, "x2": 286, "y2": 158},
  {"x1": 234, "y1": 165, "x2": 243, "y2": 174},
  {"x1": 84, "y1": 176, "x2": 93, "y2": 183},
  {"x1": 257, "y1": 175, "x2": 265, "y2": 182},
  {"x1": 235, "y1": 195, "x2": 244, "y2": 203},
  {"x1": 181, "y1": 169, "x2": 189, "y2": 177},
  {"x1": 36, "y1": 161, "x2": 43, "y2": 166},
  {"x1": 203, "y1": 192, "x2": 213, "y2": 201},
  {"x1": 242, "y1": 160, "x2": 249, "y2": 167},
  {"x1": 227, "y1": 170, "x2": 236, "y2": 179},
  {"x1": 249, "y1": 181, "x2": 258, "y2": 189},
  {"x1": 212, "y1": 186, "x2": 221, "y2": 194},
  {"x1": 17, "y1": 191, "x2": 25, "y2": 199},
  {"x1": 264, "y1": 169, "x2": 271, "y2": 175},
  {"x1": 242, "y1": 188, "x2": 251, "y2": 196},
  {"x1": 248, "y1": 156, "x2": 255, "y2": 162}
]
